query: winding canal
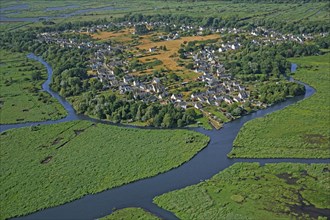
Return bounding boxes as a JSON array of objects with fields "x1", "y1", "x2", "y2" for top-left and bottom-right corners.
[{"x1": 2, "y1": 54, "x2": 329, "y2": 220}]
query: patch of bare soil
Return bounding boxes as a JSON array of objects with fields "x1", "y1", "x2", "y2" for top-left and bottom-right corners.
[
  {"x1": 276, "y1": 173, "x2": 299, "y2": 185},
  {"x1": 52, "y1": 137, "x2": 63, "y2": 145},
  {"x1": 74, "y1": 129, "x2": 84, "y2": 135},
  {"x1": 304, "y1": 134, "x2": 328, "y2": 144},
  {"x1": 41, "y1": 156, "x2": 52, "y2": 164}
]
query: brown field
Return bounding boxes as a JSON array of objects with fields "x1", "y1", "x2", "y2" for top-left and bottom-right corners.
[
  {"x1": 86, "y1": 28, "x2": 135, "y2": 42},
  {"x1": 137, "y1": 34, "x2": 220, "y2": 81},
  {"x1": 85, "y1": 30, "x2": 220, "y2": 81},
  {"x1": 137, "y1": 34, "x2": 220, "y2": 50},
  {"x1": 87, "y1": 70, "x2": 97, "y2": 76}
]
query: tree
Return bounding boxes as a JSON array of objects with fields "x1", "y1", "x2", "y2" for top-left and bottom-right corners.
[
  {"x1": 162, "y1": 113, "x2": 174, "y2": 128},
  {"x1": 135, "y1": 105, "x2": 142, "y2": 121},
  {"x1": 232, "y1": 107, "x2": 242, "y2": 116},
  {"x1": 186, "y1": 63, "x2": 194, "y2": 70},
  {"x1": 177, "y1": 119, "x2": 184, "y2": 127},
  {"x1": 31, "y1": 71, "x2": 42, "y2": 81},
  {"x1": 135, "y1": 24, "x2": 149, "y2": 35},
  {"x1": 153, "y1": 114, "x2": 163, "y2": 127}
]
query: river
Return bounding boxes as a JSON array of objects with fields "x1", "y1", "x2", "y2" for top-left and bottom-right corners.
[
  {"x1": 0, "y1": 5, "x2": 122, "y2": 22},
  {"x1": 2, "y1": 55, "x2": 328, "y2": 220}
]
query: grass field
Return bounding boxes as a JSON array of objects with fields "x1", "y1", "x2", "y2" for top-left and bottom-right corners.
[
  {"x1": 0, "y1": 120, "x2": 209, "y2": 219},
  {"x1": 154, "y1": 162, "x2": 330, "y2": 220},
  {"x1": 1, "y1": 1, "x2": 328, "y2": 34},
  {"x1": 0, "y1": 50, "x2": 66, "y2": 124},
  {"x1": 100, "y1": 207, "x2": 159, "y2": 220},
  {"x1": 228, "y1": 54, "x2": 330, "y2": 158}
]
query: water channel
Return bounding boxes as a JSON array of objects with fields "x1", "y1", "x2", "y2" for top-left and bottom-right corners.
[
  {"x1": 2, "y1": 55, "x2": 328, "y2": 220},
  {"x1": 0, "y1": 5, "x2": 121, "y2": 22}
]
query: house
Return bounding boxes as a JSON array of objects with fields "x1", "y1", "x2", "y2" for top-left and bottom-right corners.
[
  {"x1": 133, "y1": 91, "x2": 147, "y2": 100},
  {"x1": 197, "y1": 96, "x2": 205, "y2": 103},
  {"x1": 173, "y1": 33, "x2": 180, "y2": 39},
  {"x1": 238, "y1": 85, "x2": 246, "y2": 91},
  {"x1": 97, "y1": 68, "x2": 107, "y2": 76},
  {"x1": 151, "y1": 84, "x2": 164, "y2": 93},
  {"x1": 139, "y1": 83, "x2": 147, "y2": 91},
  {"x1": 231, "y1": 43, "x2": 240, "y2": 50},
  {"x1": 132, "y1": 80, "x2": 140, "y2": 87},
  {"x1": 123, "y1": 75, "x2": 134, "y2": 84},
  {"x1": 213, "y1": 95, "x2": 223, "y2": 101},
  {"x1": 176, "y1": 101, "x2": 187, "y2": 109},
  {"x1": 152, "y1": 77, "x2": 161, "y2": 84},
  {"x1": 191, "y1": 93, "x2": 198, "y2": 99},
  {"x1": 206, "y1": 98, "x2": 214, "y2": 105},
  {"x1": 158, "y1": 92, "x2": 168, "y2": 100},
  {"x1": 206, "y1": 89, "x2": 216, "y2": 95},
  {"x1": 146, "y1": 95, "x2": 158, "y2": 103},
  {"x1": 238, "y1": 91, "x2": 248, "y2": 99},
  {"x1": 171, "y1": 94, "x2": 182, "y2": 101},
  {"x1": 149, "y1": 47, "x2": 157, "y2": 52},
  {"x1": 207, "y1": 79, "x2": 218, "y2": 87},
  {"x1": 214, "y1": 100, "x2": 222, "y2": 106},
  {"x1": 194, "y1": 102, "x2": 203, "y2": 110},
  {"x1": 119, "y1": 85, "x2": 132, "y2": 94},
  {"x1": 233, "y1": 97, "x2": 242, "y2": 103},
  {"x1": 224, "y1": 96, "x2": 233, "y2": 104},
  {"x1": 109, "y1": 80, "x2": 119, "y2": 87}
]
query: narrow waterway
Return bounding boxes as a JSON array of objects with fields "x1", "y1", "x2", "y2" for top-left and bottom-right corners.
[
  {"x1": 0, "y1": 5, "x2": 122, "y2": 22},
  {"x1": 3, "y1": 55, "x2": 329, "y2": 220}
]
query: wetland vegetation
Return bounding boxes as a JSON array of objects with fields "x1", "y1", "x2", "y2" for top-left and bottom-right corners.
[
  {"x1": 100, "y1": 207, "x2": 159, "y2": 220},
  {"x1": 154, "y1": 163, "x2": 330, "y2": 220},
  {"x1": 0, "y1": 50, "x2": 66, "y2": 124},
  {"x1": 0, "y1": 0, "x2": 329, "y2": 219},
  {"x1": 229, "y1": 54, "x2": 330, "y2": 158},
  {"x1": 0, "y1": 120, "x2": 209, "y2": 219}
]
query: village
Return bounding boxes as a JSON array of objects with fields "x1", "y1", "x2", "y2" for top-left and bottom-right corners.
[{"x1": 36, "y1": 21, "x2": 322, "y2": 128}]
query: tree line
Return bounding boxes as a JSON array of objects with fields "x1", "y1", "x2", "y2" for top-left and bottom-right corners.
[{"x1": 75, "y1": 92, "x2": 199, "y2": 128}]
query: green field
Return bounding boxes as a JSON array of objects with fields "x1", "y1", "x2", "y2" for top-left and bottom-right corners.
[
  {"x1": 0, "y1": 121, "x2": 209, "y2": 219},
  {"x1": 154, "y1": 162, "x2": 330, "y2": 220},
  {"x1": 1, "y1": 1, "x2": 328, "y2": 33},
  {"x1": 229, "y1": 54, "x2": 330, "y2": 158},
  {"x1": 100, "y1": 207, "x2": 159, "y2": 220},
  {"x1": 0, "y1": 50, "x2": 66, "y2": 124}
]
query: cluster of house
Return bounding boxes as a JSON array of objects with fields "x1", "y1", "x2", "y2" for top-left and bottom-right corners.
[
  {"x1": 157, "y1": 32, "x2": 181, "y2": 41},
  {"x1": 249, "y1": 27, "x2": 315, "y2": 44},
  {"x1": 38, "y1": 20, "x2": 321, "y2": 54},
  {"x1": 38, "y1": 32, "x2": 95, "y2": 49},
  {"x1": 36, "y1": 21, "x2": 322, "y2": 117},
  {"x1": 78, "y1": 20, "x2": 314, "y2": 44},
  {"x1": 98, "y1": 67, "x2": 168, "y2": 103}
]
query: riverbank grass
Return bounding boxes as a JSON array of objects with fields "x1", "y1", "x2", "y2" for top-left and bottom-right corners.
[
  {"x1": 0, "y1": 120, "x2": 209, "y2": 219},
  {"x1": 154, "y1": 162, "x2": 330, "y2": 220},
  {"x1": 229, "y1": 54, "x2": 330, "y2": 158},
  {"x1": 0, "y1": 50, "x2": 66, "y2": 124},
  {"x1": 100, "y1": 207, "x2": 159, "y2": 220}
]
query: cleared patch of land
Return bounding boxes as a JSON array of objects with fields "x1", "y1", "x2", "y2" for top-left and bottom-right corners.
[
  {"x1": 87, "y1": 30, "x2": 219, "y2": 81},
  {"x1": 229, "y1": 54, "x2": 330, "y2": 158},
  {"x1": 154, "y1": 163, "x2": 330, "y2": 220},
  {"x1": 0, "y1": 50, "x2": 66, "y2": 124},
  {"x1": 0, "y1": 120, "x2": 209, "y2": 219},
  {"x1": 100, "y1": 207, "x2": 159, "y2": 220},
  {"x1": 137, "y1": 34, "x2": 219, "y2": 81},
  {"x1": 88, "y1": 28, "x2": 135, "y2": 43}
]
